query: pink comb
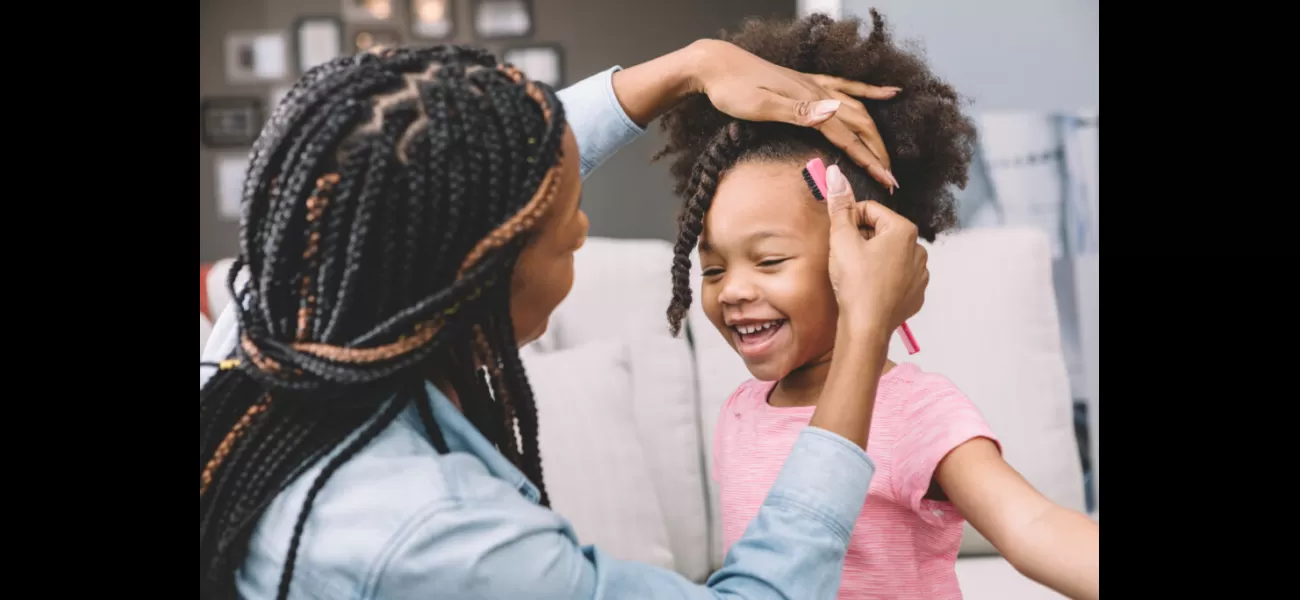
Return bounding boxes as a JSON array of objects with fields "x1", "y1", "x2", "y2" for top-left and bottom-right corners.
[{"x1": 802, "y1": 158, "x2": 920, "y2": 355}]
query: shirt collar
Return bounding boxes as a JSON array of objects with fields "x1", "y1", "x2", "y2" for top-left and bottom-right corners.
[{"x1": 400, "y1": 381, "x2": 541, "y2": 504}]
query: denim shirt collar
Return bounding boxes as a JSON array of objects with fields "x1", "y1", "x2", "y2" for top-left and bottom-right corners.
[{"x1": 398, "y1": 382, "x2": 541, "y2": 504}]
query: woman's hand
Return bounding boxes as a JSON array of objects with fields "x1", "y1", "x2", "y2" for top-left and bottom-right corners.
[
  {"x1": 687, "y1": 39, "x2": 901, "y2": 191},
  {"x1": 807, "y1": 166, "x2": 925, "y2": 448},
  {"x1": 610, "y1": 39, "x2": 901, "y2": 191},
  {"x1": 823, "y1": 164, "x2": 927, "y2": 334}
]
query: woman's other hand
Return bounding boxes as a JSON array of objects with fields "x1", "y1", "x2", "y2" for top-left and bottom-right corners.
[
  {"x1": 685, "y1": 39, "x2": 901, "y2": 191},
  {"x1": 823, "y1": 164, "x2": 927, "y2": 334}
]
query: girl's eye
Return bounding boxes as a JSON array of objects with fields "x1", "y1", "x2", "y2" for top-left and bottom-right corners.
[
  {"x1": 702, "y1": 268, "x2": 724, "y2": 277},
  {"x1": 758, "y1": 258, "x2": 789, "y2": 267}
]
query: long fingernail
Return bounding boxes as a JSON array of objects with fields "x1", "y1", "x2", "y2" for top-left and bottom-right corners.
[
  {"x1": 869, "y1": 164, "x2": 893, "y2": 191},
  {"x1": 885, "y1": 87, "x2": 902, "y2": 96},
  {"x1": 826, "y1": 165, "x2": 849, "y2": 196},
  {"x1": 811, "y1": 99, "x2": 841, "y2": 121},
  {"x1": 889, "y1": 171, "x2": 901, "y2": 190}
]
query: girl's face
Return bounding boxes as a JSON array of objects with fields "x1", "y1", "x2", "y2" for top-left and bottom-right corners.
[
  {"x1": 698, "y1": 158, "x2": 840, "y2": 382},
  {"x1": 510, "y1": 126, "x2": 588, "y2": 346}
]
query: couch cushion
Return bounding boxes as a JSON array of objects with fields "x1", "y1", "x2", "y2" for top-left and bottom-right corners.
[
  {"x1": 530, "y1": 237, "x2": 677, "y2": 352},
  {"x1": 200, "y1": 313, "x2": 214, "y2": 356},
  {"x1": 884, "y1": 227, "x2": 1085, "y2": 555},
  {"x1": 684, "y1": 249, "x2": 753, "y2": 570},
  {"x1": 520, "y1": 341, "x2": 675, "y2": 570},
  {"x1": 525, "y1": 235, "x2": 713, "y2": 580},
  {"x1": 623, "y1": 337, "x2": 711, "y2": 582},
  {"x1": 955, "y1": 557, "x2": 1064, "y2": 600}
]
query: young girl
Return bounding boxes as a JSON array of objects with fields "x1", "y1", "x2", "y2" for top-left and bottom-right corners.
[{"x1": 658, "y1": 12, "x2": 1100, "y2": 600}]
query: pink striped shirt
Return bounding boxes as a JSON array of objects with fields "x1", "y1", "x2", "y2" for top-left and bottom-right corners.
[{"x1": 715, "y1": 363, "x2": 1000, "y2": 599}]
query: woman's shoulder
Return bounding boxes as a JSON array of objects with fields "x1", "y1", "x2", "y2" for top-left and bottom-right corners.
[{"x1": 237, "y1": 407, "x2": 511, "y2": 598}]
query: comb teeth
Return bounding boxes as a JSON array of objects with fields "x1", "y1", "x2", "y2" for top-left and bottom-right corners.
[
  {"x1": 802, "y1": 168, "x2": 826, "y2": 201},
  {"x1": 803, "y1": 157, "x2": 830, "y2": 202}
]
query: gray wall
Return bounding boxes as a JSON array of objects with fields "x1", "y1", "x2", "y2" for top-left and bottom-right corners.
[
  {"x1": 842, "y1": 0, "x2": 1098, "y2": 112},
  {"x1": 200, "y1": 0, "x2": 795, "y2": 262}
]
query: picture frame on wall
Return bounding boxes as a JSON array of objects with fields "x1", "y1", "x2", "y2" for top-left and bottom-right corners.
[
  {"x1": 225, "y1": 31, "x2": 289, "y2": 84},
  {"x1": 472, "y1": 0, "x2": 534, "y2": 40},
  {"x1": 214, "y1": 153, "x2": 252, "y2": 221},
  {"x1": 201, "y1": 97, "x2": 264, "y2": 148},
  {"x1": 410, "y1": 0, "x2": 456, "y2": 40},
  {"x1": 503, "y1": 44, "x2": 564, "y2": 88},
  {"x1": 351, "y1": 28, "x2": 403, "y2": 53},
  {"x1": 294, "y1": 16, "x2": 344, "y2": 75},
  {"x1": 341, "y1": 0, "x2": 394, "y2": 23}
]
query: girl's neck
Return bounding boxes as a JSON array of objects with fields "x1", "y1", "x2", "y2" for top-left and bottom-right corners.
[{"x1": 771, "y1": 352, "x2": 897, "y2": 408}]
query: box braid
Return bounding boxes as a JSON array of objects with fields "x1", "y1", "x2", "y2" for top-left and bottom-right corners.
[
  {"x1": 199, "y1": 45, "x2": 566, "y2": 600},
  {"x1": 655, "y1": 11, "x2": 975, "y2": 335}
]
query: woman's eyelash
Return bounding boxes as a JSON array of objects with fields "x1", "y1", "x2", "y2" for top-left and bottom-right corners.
[{"x1": 758, "y1": 258, "x2": 788, "y2": 267}]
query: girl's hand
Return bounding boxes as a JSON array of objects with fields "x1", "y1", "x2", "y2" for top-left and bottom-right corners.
[
  {"x1": 687, "y1": 39, "x2": 902, "y2": 191},
  {"x1": 823, "y1": 164, "x2": 928, "y2": 334}
]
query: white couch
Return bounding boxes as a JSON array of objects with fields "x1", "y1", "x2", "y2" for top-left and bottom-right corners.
[{"x1": 200, "y1": 227, "x2": 1091, "y2": 598}]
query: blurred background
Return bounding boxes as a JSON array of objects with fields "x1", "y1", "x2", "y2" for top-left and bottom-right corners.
[{"x1": 200, "y1": 1, "x2": 1097, "y2": 597}]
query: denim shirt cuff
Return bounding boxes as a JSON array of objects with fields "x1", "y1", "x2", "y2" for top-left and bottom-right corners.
[
  {"x1": 557, "y1": 66, "x2": 646, "y2": 178},
  {"x1": 765, "y1": 427, "x2": 876, "y2": 544}
]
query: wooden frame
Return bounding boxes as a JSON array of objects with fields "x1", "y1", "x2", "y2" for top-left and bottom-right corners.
[
  {"x1": 224, "y1": 30, "x2": 289, "y2": 84},
  {"x1": 200, "y1": 97, "x2": 264, "y2": 148}
]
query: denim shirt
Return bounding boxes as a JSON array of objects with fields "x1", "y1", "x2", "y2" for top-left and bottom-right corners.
[{"x1": 201, "y1": 66, "x2": 877, "y2": 599}]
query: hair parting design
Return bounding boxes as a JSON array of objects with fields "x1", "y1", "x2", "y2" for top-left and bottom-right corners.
[
  {"x1": 199, "y1": 46, "x2": 565, "y2": 599},
  {"x1": 655, "y1": 10, "x2": 977, "y2": 335}
]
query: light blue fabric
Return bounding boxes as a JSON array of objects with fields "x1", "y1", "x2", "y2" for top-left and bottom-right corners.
[{"x1": 204, "y1": 66, "x2": 878, "y2": 599}]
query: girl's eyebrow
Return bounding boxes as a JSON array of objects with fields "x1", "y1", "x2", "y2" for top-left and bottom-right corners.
[{"x1": 744, "y1": 230, "x2": 790, "y2": 245}]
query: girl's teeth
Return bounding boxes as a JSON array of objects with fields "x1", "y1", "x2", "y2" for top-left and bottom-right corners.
[{"x1": 738, "y1": 321, "x2": 779, "y2": 335}]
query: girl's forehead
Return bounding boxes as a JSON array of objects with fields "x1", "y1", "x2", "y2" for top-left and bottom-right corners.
[{"x1": 705, "y1": 163, "x2": 827, "y2": 248}]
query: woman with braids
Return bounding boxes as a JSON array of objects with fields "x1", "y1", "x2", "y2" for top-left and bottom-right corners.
[
  {"x1": 658, "y1": 12, "x2": 1099, "y2": 600},
  {"x1": 201, "y1": 40, "x2": 927, "y2": 599}
]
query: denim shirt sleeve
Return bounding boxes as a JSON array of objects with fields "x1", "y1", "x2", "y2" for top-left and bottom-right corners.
[
  {"x1": 555, "y1": 66, "x2": 645, "y2": 179},
  {"x1": 377, "y1": 427, "x2": 875, "y2": 599}
]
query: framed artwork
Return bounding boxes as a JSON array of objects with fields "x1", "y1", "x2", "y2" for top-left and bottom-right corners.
[
  {"x1": 294, "y1": 16, "x2": 344, "y2": 74},
  {"x1": 214, "y1": 153, "x2": 252, "y2": 221},
  {"x1": 201, "y1": 97, "x2": 264, "y2": 148},
  {"x1": 503, "y1": 44, "x2": 564, "y2": 88},
  {"x1": 472, "y1": 0, "x2": 534, "y2": 40},
  {"x1": 341, "y1": 0, "x2": 394, "y2": 23},
  {"x1": 351, "y1": 28, "x2": 403, "y2": 53},
  {"x1": 224, "y1": 31, "x2": 288, "y2": 84},
  {"x1": 410, "y1": 0, "x2": 455, "y2": 40}
]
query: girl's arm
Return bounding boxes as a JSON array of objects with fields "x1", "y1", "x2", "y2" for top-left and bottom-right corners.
[{"x1": 936, "y1": 439, "x2": 1100, "y2": 600}]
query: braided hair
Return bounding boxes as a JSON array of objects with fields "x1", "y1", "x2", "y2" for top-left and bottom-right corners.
[
  {"x1": 199, "y1": 45, "x2": 566, "y2": 599},
  {"x1": 655, "y1": 10, "x2": 977, "y2": 335}
]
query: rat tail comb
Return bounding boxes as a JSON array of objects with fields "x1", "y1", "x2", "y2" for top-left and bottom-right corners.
[{"x1": 801, "y1": 158, "x2": 920, "y2": 355}]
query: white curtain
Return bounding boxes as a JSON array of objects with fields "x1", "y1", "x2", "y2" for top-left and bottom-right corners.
[{"x1": 962, "y1": 110, "x2": 1099, "y2": 511}]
